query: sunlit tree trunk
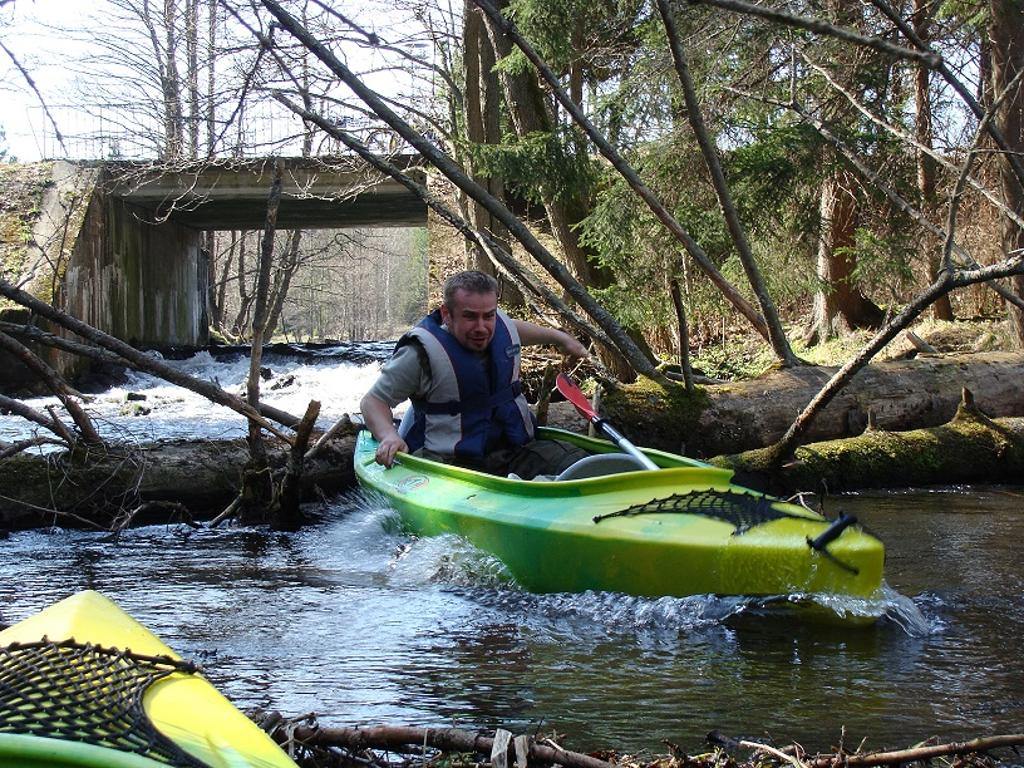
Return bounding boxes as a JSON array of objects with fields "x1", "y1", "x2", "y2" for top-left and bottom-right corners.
[
  {"x1": 990, "y1": 0, "x2": 1024, "y2": 348},
  {"x1": 914, "y1": 0, "x2": 952, "y2": 320},
  {"x1": 185, "y1": 0, "x2": 200, "y2": 158},
  {"x1": 161, "y1": 0, "x2": 184, "y2": 159},
  {"x1": 805, "y1": 2, "x2": 884, "y2": 344},
  {"x1": 807, "y1": 170, "x2": 884, "y2": 343}
]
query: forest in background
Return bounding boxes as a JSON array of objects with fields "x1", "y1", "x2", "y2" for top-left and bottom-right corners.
[
  {"x1": 207, "y1": 226, "x2": 428, "y2": 344},
  {"x1": 2, "y1": 0, "x2": 1021, "y2": 374},
  {"x1": 0, "y1": 0, "x2": 1022, "y2": 482}
]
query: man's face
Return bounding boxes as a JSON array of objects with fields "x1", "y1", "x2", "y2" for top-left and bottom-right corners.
[{"x1": 440, "y1": 288, "x2": 498, "y2": 352}]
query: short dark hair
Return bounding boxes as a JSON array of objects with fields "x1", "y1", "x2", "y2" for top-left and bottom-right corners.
[{"x1": 443, "y1": 270, "x2": 499, "y2": 308}]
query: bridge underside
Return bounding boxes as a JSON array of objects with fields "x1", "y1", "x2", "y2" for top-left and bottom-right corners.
[{"x1": 108, "y1": 156, "x2": 428, "y2": 230}]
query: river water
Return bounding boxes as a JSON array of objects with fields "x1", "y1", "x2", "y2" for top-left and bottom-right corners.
[{"x1": 1, "y1": 347, "x2": 1022, "y2": 756}]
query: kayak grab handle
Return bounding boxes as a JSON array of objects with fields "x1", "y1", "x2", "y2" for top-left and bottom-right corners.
[
  {"x1": 807, "y1": 513, "x2": 861, "y2": 575},
  {"x1": 808, "y1": 512, "x2": 858, "y2": 551}
]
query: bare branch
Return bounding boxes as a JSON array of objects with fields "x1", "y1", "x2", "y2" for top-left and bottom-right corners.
[
  {"x1": 0, "y1": 279, "x2": 296, "y2": 441},
  {"x1": 805, "y1": 733, "x2": 1024, "y2": 767},
  {"x1": 866, "y1": 0, "x2": 1024, "y2": 189},
  {"x1": 657, "y1": 0, "x2": 796, "y2": 365},
  {"x1": 773, "y1": 253, "x2": 1024, "y2": 460},
  {"x1": 470, "y1": 0, "x2": 774, "y2": 347},
  {"x1": 0, "y1": 331, "x2": 103, "y2": 445},
  {"x1": 0, "y1": 393, "x2": 75, "y2": 446},
  {"x1": 687, "y1": 0, "x2": 941, "y2": 66},
  {"x1": 260, "y1": 0, "x2": 661, "y2": 381},
  {"x1": 0, "y1": 436, "x2": 65, "y2": 460},
  {"x1": 799, "y1": 51, "x2": 1024, "y2": 232},
  {"x1": 727, "y1": 87, "x2": 1024, "y2": 312},
  {"x1": 0, "y1": 38, "x2": 68, "y2": 155},
  {"x1": 273, "y1": 92, "x2": 618, "y2": 353}
]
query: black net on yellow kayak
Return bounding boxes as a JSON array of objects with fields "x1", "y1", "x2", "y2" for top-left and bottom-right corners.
[
  {"x1": 0, "y1": 638, "x2": 212, "y2": 767},
  {"x1": 594, "y1": 489, "x2": 812, "y2": 534}
]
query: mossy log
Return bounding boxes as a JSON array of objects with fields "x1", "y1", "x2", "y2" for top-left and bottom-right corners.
[
  {"x1": 713, "y1": 394, "x2": 1024, "y2": 495},
  {"x1": 0, "y1": 435, "x2": 356, "y2": 531},
  {"x1": 578, "y1": 352, "x2": 1024, "y2": 457}
]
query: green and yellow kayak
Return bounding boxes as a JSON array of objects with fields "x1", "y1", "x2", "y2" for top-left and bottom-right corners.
[
  {"x1": 354, "y1": 426, "x2": 884, "y2": 599},
  {"x1": 0, "y1": 590, "x2": 298, "y2": 768}
]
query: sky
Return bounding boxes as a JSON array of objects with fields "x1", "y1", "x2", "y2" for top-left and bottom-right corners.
[
  {"x1": 0, "y1": 1, "x2": 103, "y2": 161},
  {"x1": 1, "y1": 0, "x2": 439, "y2": 163}
]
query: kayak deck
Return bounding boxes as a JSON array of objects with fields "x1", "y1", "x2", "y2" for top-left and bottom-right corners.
[
  {"x1": 354, "y1": 427, "x2": 885, "y2": 599},
  {"x1": 0, "y1": 591, "x2": 298, "y2": 768}
]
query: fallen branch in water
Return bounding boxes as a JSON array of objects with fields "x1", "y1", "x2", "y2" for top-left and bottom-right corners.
[
  {"x1": 805, "y1": 733, "x2": 1024, "y2": 767},
  {"x1": 710, "y1": 730, "x2": 1024, "y2": 768},
  {"x1": 260, "y1": 716, "x2": 615, "y2": 768}
]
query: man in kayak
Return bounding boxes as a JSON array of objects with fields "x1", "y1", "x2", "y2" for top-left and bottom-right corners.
[{"x1": 360, "y1": 270, "x2": 589, "y2": 478}]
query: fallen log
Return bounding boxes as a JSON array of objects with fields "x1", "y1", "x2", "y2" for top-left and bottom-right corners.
[
  {"x1": 588, "y1": 351, "x2": 1024, "y2": 457},
  {"x1": 0, "y1": 432, "x2": 357, "y2": 531},
  {"x1": 4, "y1": 369, "x2": 1024, "y2": 530},
  {"x1": 715, "y1": 389, "x2": 1024, "y2": 495}
]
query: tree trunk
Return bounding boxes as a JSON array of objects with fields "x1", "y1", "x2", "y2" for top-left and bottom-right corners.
[
  {"x1": 719, "y1": 406, "x2": 1024, "y2": 496},
  {"x1": 990, "y1": 0, "x2": 1024, "y2": 348},
  {"x1": 206, "y1": 0, "x2": 217, "y2": 155},
  {"x1": 463, "y1": 2, "x2": 520, "y2": 305},
  {"x1": 0, "y1": 433, "x2": 356, "y2": 531},
  {"x1": 914, "y1": 0, "x2": 953, "y2": 320},
  {"x1": 482, "y1": 1, "x2": 631, "y2": 378},
  {"x1": 806, "y1": 170, "x2": 884, "y2": 343},
  {"x1": 186, "y1": 0, "x2": 200, "y2": 158},
  {"x1": 162, "y1": 0, "x2": 184, "y2": 160},
  {"x1": 265, "y1": 229, "x2": 302, "y2": 337}
]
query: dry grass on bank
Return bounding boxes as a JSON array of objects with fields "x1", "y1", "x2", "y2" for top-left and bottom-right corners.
[{"x1": 688, "y1": 317, "x2": 1016, "y2": 382}]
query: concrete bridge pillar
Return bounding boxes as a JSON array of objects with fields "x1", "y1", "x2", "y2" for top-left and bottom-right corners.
[{"x1": 64, "y1": 194, "x2": 208, "y2": 348}]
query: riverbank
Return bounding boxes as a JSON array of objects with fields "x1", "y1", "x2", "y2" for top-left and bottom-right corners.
[{"x1": 258, "y1": 717, "x2": 1024, "y2": 768}]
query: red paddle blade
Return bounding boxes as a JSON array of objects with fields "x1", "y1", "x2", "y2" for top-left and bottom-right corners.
[{"x1": 555, "y1": 373, "x2": 597, "y2": 422}]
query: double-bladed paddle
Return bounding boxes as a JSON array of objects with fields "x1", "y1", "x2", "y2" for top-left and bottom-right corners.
[{"x1": 555, "y1": 373, "x2": 659, "y2": 471}]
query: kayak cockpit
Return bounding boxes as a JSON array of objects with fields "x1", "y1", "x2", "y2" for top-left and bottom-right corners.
[{"x1": 552, "y1": 451, "x2": 650, "y2": 480}]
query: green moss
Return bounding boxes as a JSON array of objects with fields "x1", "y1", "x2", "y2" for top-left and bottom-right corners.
[
  {"x1": 0, "y1": 163, "x2": 56, "y2": 310},
  {"x1": 599, "y1": 375, "x2": 710, "y2": 452},
  {"x1": 714, "y1": 409, "x2": 1024, "y2": 494}
]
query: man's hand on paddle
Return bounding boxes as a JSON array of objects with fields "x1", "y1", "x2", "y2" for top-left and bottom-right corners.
[
  {"x1": 555, "y1": 334, "x2": 588, "y2": 365},
  {"x1": 513, "y1": 320, "x2": 589, "y2": 365}
]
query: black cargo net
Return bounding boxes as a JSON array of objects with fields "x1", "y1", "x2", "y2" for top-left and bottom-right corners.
[
  {"x1": 594, "y1": 489, "x2": 812, "y2": 534},
  {"x1": 0, "y1": 638, "x2": 212, "y2": 767}
]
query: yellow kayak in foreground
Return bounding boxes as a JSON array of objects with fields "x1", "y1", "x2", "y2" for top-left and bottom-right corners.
[{"x1": 0, "y1": 590, "x2": 298, "y2": 768}]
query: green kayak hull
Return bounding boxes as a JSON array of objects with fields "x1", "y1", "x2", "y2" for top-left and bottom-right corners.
[{"x1": 354, "y1": 427, "x2": 885, "y2": 599}]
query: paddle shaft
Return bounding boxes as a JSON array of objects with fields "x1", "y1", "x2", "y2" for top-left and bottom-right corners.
[
  {"x1": 592, "y1": 418, "x2": 660, "y2": 470},
  {"x1": 555, "y1": 373, "x2": 659, "y2": 470}
]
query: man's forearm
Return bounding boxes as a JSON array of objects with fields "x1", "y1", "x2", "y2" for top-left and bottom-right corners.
[
  {"x1": 513, "y1": 320, "x2": 588, "y2": 360},
  {"x1": 360, "y1": 393, "x2": 399, "y2": 441}
]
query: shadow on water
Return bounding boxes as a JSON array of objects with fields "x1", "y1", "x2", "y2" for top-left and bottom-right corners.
[{"x1": 2, "y1": 486, "x2": 1023, "y2": 755}]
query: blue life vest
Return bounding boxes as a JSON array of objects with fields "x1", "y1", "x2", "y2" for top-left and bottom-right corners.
[{"x1": 397, "y1": 308, "x2": 535, "y2": 458}]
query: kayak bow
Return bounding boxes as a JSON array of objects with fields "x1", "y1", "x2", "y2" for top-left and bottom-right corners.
[{"x1": 0, "y1": 590, "x2": 298, "y2": 768}]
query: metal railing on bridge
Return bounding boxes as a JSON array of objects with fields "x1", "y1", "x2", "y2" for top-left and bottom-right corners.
[{"x1": 20, "y1": 101, "x2": 414, "y2": 162}]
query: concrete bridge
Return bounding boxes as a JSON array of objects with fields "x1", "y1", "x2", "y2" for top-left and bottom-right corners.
[
  {"x1": 107, "y1": 156, "x2": 427, "y2": 230},
  {"x1": 7, "y1": 157, "x2": 427, "y2": 374}
]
